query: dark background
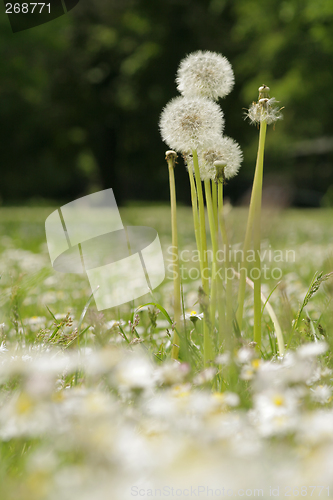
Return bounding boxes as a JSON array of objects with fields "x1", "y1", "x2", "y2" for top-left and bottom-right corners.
[{"x1": 1, "y1": 0, "x2": 333, "y2": 207}]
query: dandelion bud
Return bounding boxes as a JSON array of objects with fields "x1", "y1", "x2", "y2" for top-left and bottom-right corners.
[
  {"x1": 258, "y1": 85, "x2": 270, "y2": 99},
  {"x1": 213, "y1": 160, "x2": 226, "y2": 183},
  {"x1": 165, "y1": 150, "x2": 177, "y2": 161},
  {"x1": 213, "y1": 160, "x2": 227, "y2": 167},
  {"x1": 176, "y1": 50, "x2": 234, "y2": 101}
]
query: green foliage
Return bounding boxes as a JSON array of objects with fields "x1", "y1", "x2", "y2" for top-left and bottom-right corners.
[{"x1": 1, "y1": 0, "x2": 333, "y2": 204}]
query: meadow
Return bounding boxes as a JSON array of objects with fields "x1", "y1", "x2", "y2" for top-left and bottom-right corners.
[{"x1": 0, "y1": 204, "x2": 333, "y2": 499}]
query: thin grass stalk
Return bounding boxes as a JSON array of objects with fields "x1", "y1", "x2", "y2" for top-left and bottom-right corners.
[{"x1": 166, "y1": 151, "x2": 181, "y2": 360}]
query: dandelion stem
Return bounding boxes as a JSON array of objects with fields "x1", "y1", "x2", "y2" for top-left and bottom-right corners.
[
  {"x1": 252, "y1": 121, "x2": 267, "y2": 349},
  {"x1": 234, "y1": 270, "x2": 284, "y2": 356},
  {"x1": 188, "y1": 167, "x2": 204, "y2": 282},
  {"x1": 192, "y1": 150, "x2": 209, "y2": 294},
  {"x1": 218, "y1": 180, "x2": 233, "y2": 349},
  {"x1": 192, "y1": 150, "x2": 213, "y2": 365},
  {"x1": 166, "y1": 151, "x2": 181, "y2": 360},
  {"x1": 211, "y1": 181, "x2": 218, "y2": 234},
  {"x1": 236, "y1": 120, "x2": 267, "y2": 344},
  {"x1": 204, "y1": 180, "x2": 218, "y2": 330},
  {"x1": 188, "y1": 168, "x2": 214, "y2": 364}
]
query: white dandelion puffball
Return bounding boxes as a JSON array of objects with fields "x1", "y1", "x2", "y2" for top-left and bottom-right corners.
[
  {"x1": 247, "y1": 97, "x2": 283, "y2": 125},
  {"x1": 184, "y1": 136, "x2": 242, "y2": 181},
  {"x1": 159, "y1": 95, "x2": 224, "y2": 153},
  {"x1": 199, "y1": 136, "x2": 243, "y2": 181},
  {"x1": 176, "y1": 50, "x2": 235, "y2": 100}
]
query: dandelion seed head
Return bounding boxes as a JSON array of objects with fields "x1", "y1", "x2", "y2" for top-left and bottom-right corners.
[
  {"x1": 210, "y1": 136, "x2": 243, "y2": 180},
  {"x1": 186, "y1": 136, "x2": 243, "y2": 181},
  {"x1": 159, "y1": 96, "x2": 224, "y2": 152},
  {"x1": 176, "y1": 50, "x2": 234, "y2": 100},
  {"x1": 246, "y1": 97, "x2": 283, "y2": 125}
]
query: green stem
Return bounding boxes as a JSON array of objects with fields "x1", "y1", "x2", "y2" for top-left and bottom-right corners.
[
  {"x1": 204, "y1": 180, "x2": 218, "y2": 331},
  {"x1": 188, "y1": 167, "x2": 214, "y2": 365},
  {"x1": 167, "y1": 151, "x2": 181, "y2": 360},
  {"x1": 188, "y1": 167, "x2": 204, "y2": 284},
  {"x1": 192, "y1": 150, "x2": 209, "y2": 294},
  {"x1": 218, "y1": 181, "x2": 233, "y2": 349},
  {"x1": 236, "y1": 121, "x2": 267, "y2": 339},
  {"x1": 211, "y1": 181, "x2": 218, "y2": 235},
  {"x1": 252, "y1": 121, "x2": 267, "y2": 349},
  {"x1": 192, "y1": 150, "x2": 213, "y2": 366},
  {"x1": 234, "y1": 270, "x2": 285, "y2": 356}
]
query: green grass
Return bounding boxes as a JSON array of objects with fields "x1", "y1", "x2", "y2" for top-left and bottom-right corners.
[
  {"x1": 0, "y1": 205, "x2": 333, "y2": 499},
  {"x1": 1, "y1": 205, "x2": 332, "y2": 318},
  {"x1": 1, "y1": 205, "x2": 332, "y2": 358}
]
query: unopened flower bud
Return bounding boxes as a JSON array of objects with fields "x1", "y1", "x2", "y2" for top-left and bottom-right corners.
[
  {"x1": 165, "y1": 150, "x2": 177, "y2": 160},
  {"x1": 258, "y1": 85, "x2": 270, "y2": 99},
  {"x1": 214, "y1": 160, "x2": 227, "y2": 183}
]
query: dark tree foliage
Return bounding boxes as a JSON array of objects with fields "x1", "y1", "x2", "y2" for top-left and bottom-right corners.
[{"x1": 0, "y1": 0, "x2": 332, "y2": 205}]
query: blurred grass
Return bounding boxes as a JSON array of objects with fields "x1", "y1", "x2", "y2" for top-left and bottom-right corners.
[{"x1": 0, "y1": 205, "x2": 332, "y2": 346}]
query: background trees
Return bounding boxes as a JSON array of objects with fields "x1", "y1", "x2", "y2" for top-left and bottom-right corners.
[{"x1": 1, "y1": 0, "x2": 332, "y2": 205}]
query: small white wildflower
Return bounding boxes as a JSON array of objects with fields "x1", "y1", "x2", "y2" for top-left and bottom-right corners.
[
  {"x1": 218, "y1": 391, "x2": 240, "y2": 408},
  {"x1": 183, "y1": 310, "x2": 204, "y2": 323},
  {"x1": 215, "y1": 352, "x2": 231, "y2": 366},
  {"x1": 297, "y1": 341, "x2": 328, "y2": 359},
  {"x1": 21, "y1": 355, "x2": 33, "y2": 363},
  {"x1": 0, "y1": 341, "x2": 8, "y2": 354},
  {"x1": 251, "y1": 388, "x2": 299, "y2": 436},
  {"x1": 236, "y1": 347, "x2": 256, "y2": 364},
  {"x1": 193, "y1": 367, "x2": 217, "y2": 385},
  {"x1": 311, "y1": 385, "x2": 331, "y2": 404},
  {"x1": 240, "y1": 358, "x2": 262, "y2": 381},
  {"x1": 159, "y1": 96, "x2": 224, "y2": 153},
  {"x1": 25, "y1": 316, "x2": 46, "y2": 326},
  {"x1": 296, "y1": 410, "x2": 333, "y2": 445},
  {"x1": 113, "y1": 356, "x2": 154, "y2": 392},
  {"x1": 176, "y1": 50, "x2": 234, "y2": 100},
  {"x1": 155, "y1": 361, "x2": 189, "y2": 386}
]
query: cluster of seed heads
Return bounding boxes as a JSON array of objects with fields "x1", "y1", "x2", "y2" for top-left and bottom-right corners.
[{"x1": 159, "y1": 51, "x2": 244, "y2": 182}]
